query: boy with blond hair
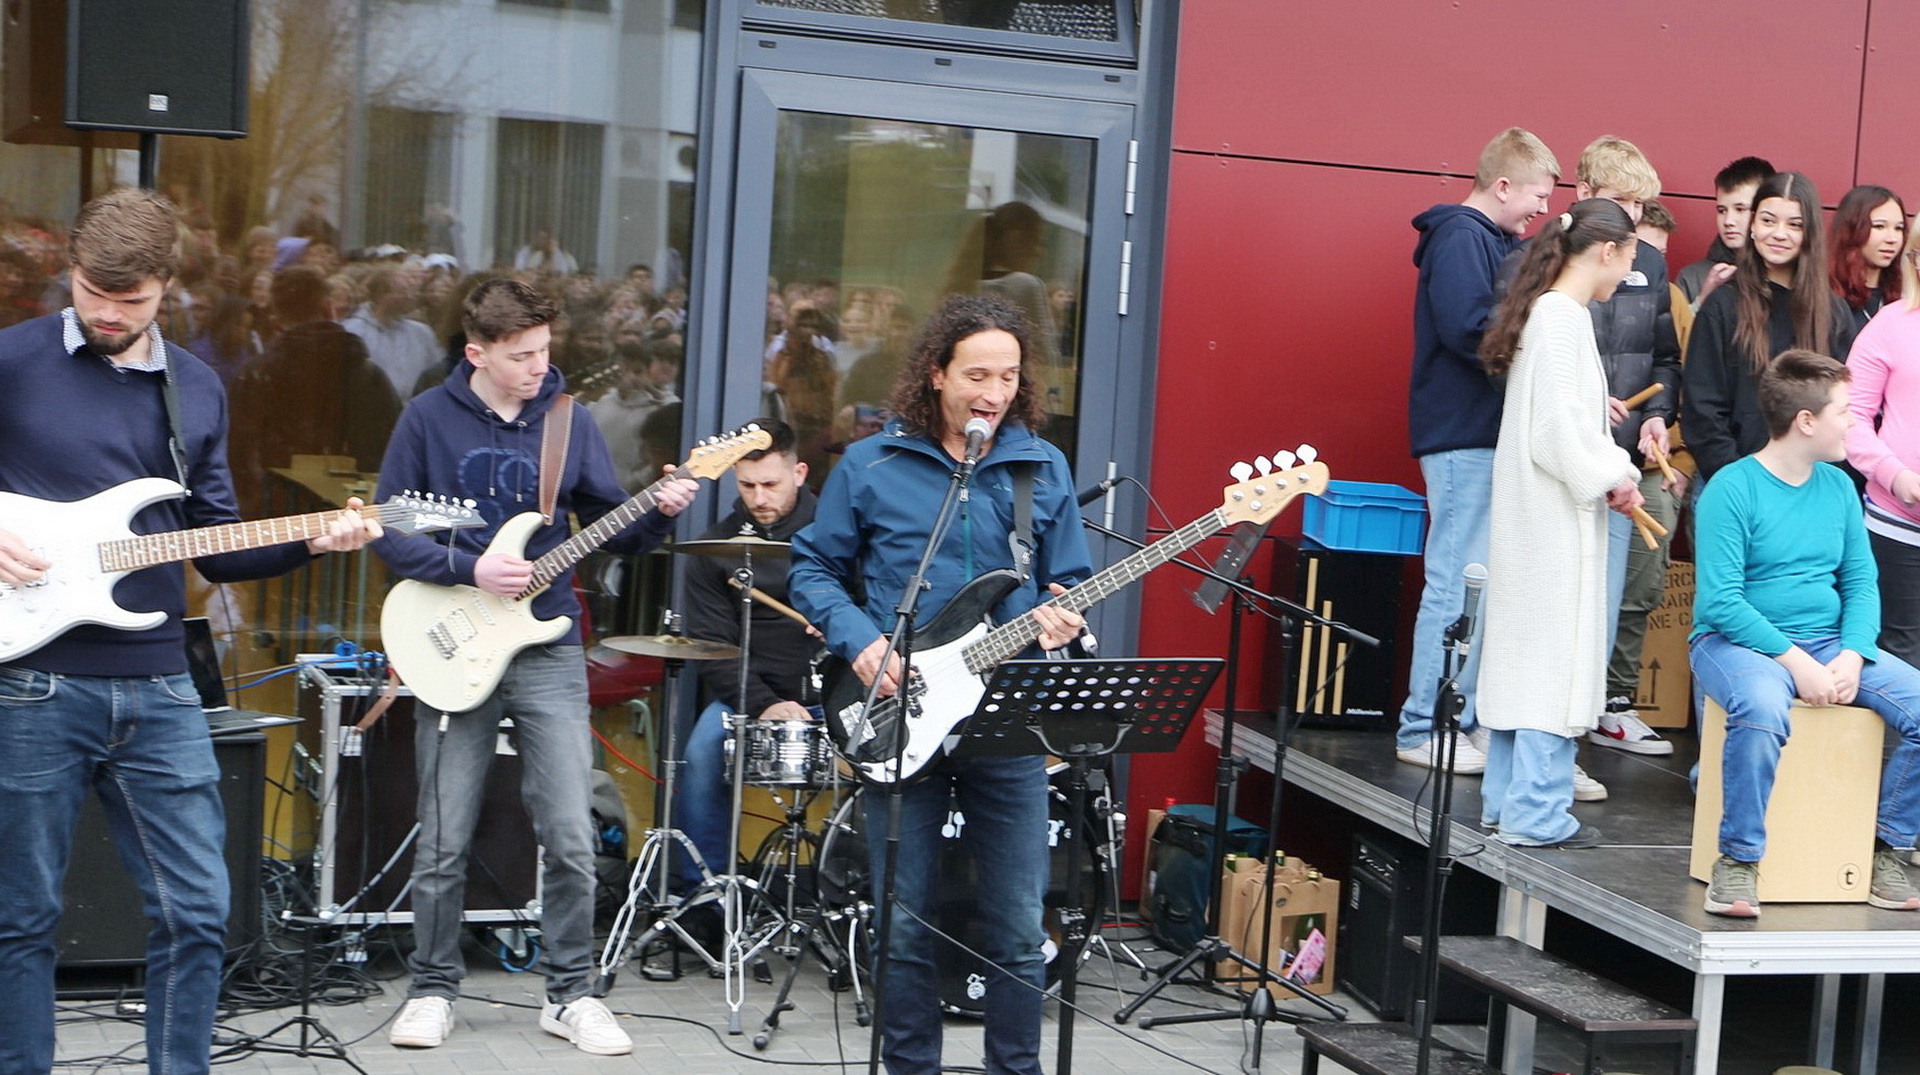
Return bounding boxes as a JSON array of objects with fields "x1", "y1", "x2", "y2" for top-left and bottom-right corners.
[{"x1": 1399, "y1": 127, "x2": 1559, "y2": 772}]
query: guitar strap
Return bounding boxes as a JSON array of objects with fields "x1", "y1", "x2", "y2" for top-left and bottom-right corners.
[
  {"x1": 158, "y1": 346, "x2": 192, "y2": 493},
  {"x1": 1008, "y1": 462, "x2": 1036, "y2": 584},
  {"x1": 538, "y1": 394, "x2": 574, "y2": 524}
]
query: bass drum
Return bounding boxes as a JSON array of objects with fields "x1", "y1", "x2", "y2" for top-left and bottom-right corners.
[{"x1": 815, "y1": 772, "x2": 1109, "y2": 1018}]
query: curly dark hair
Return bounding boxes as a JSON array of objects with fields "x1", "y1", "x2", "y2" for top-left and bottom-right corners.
[{"x1": 888, "y1": 293, "x2": 1045, "y2": 439}]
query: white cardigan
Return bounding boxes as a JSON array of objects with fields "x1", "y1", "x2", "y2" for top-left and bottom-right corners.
[{"x1": 1478, "y1": 291, "x2": 1638, "y2": 736}]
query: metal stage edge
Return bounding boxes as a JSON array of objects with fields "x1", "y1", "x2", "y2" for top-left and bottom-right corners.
[{"x1": 1205, "y1": 711, "x2": 1910, "y2": 1075}]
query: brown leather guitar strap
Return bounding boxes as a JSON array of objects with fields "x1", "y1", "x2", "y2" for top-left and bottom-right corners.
[{"x1": 538, "y1": 394, "x2": 574, "y2": 524}]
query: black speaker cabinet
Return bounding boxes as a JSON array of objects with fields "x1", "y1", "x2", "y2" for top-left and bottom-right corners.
[
  {"x1": 65, "y1": 0, "x2": 250, "y2": 137},
  {"x1": 301, "y1": 677, "x2": 539, "y2": 923},
  {"x1": 56, "y1": 732, "x2": 266, "y2": 969},
  {"x1": 1337, "y1": 829, "x2": 1496, "y2": 1023}
]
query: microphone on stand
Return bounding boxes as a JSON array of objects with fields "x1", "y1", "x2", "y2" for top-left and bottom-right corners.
[
  {"x1": 1449, "y1": 562, "x2": 1487, "y2": 645},
  {"x1": 1076, "y1": 476, "x2": 1128, "y2": 506},
  {"x1": 958, "y1": 417, "x2": 991, "y2": 481}
]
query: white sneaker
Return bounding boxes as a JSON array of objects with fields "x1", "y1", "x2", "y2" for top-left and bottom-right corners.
[
  {"x1": 1587, "y1": 698, "x2": 1674, "y2": 755},
  {"x1": 540, "y1": 996, "x2": 633, "y2": 1055},
  {"x1": 389, "y1": 995, "x2": 454, "y2": 1048},
  {"x1": 1395, "y1": 732, "x2": 1487, "y2": 775},
  {"x1": 1466, "y1": 725, "x2": 1491, "y2": 757},
  {"x1": 1572, "y1": 764, "x2": 1608, "y2": 802}
]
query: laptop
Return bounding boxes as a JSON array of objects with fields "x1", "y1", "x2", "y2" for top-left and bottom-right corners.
[{"x1": 182, "y1": 617, "x2": 301, "y2": 737}]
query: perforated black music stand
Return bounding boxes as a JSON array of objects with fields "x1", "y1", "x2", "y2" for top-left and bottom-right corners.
[{"x1": 951, "y1": 656, "x2": 1222, "y2": 1075}]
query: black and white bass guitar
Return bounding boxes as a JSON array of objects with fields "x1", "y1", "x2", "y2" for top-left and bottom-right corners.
[
  {"x1": 0, "y1": 479, "x2": 480, "y2": 662},
  {"x1": 381, "y1": 425, "x2": 770, "y2": 713},
  {"x1": 821, "y1": 450, "x2": 1330, "y2": 786}
]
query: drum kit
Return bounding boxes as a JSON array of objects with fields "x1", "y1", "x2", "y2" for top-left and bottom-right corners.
[{"x1": 591, "y1": 534, "x2": 1139, "y2": 1045}]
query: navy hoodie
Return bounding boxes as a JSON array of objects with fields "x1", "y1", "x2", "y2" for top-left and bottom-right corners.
[
  {"x1": 372, "y1": 362, "x2": 673, "y2": 644},
  {"x1": 1408, "y1": 204, "x2": 1519, "y2": 457}
]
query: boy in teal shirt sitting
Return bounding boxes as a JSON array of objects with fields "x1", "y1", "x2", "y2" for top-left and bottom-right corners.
[{"x1": 1691, "y1": 349, "x2": 1920, "y2": 917}]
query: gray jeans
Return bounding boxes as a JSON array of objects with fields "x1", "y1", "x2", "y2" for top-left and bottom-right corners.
[{"x1": 405, "y1": 644, "x2": 597, "y2": 1003}]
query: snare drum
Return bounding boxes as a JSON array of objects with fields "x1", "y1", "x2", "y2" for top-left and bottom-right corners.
[{"x1": 722, "y1": 715, "x2": 834, "y2": 787}]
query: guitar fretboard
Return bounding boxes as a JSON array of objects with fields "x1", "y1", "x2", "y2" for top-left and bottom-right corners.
[
  {"x1": 963, "y1": 508, "x2": 1229, "y2": 673},
  {"x1": 98, "y1": 503, "x2": 400, "y2": 573},
  {"x1": 523, "y1": 481, "x2": 669, "y2": 595}
]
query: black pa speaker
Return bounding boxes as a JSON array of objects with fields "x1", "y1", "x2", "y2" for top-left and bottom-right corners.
[
  {"x1": 65, "y1": 0, "x2": 249, "y2": 138},
  {"x1": 57, "y1": 732, "x2": 267, "y2": 971}
]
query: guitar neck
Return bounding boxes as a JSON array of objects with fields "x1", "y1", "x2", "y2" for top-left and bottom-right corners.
[
  {"x1": 525, "y1": 480, "x2": 669, "y2": 592},
  {"x1": 99, "y1": 503, "x2": 389, "y2": 573},
  {"x1": 964, "y1": 507, "x2": 1229, "y2": 672}
]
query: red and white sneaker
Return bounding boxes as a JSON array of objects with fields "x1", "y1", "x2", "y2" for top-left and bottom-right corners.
[{"x1": 1587, "y1": 697, "x2": 1673, "y2": 755}]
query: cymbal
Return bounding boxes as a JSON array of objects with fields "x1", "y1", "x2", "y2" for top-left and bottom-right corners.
[
  {"x1": 603, "y1": 634, "x2": 741, "y2": 661},
  {"x1": 672, "y1": 536, "x2": 791, "y2": 559}
]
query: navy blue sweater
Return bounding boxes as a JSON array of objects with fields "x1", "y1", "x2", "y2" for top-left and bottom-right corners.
[
  {"x1": 371, "y1": 362, "x2": 674, "y2": 644},
  {"x1": 0, "y1": 313, "x2": 312, "y2": 675},
  {"x1": 1408, "y1": 204, "x2": 1519, "y2": 457}
]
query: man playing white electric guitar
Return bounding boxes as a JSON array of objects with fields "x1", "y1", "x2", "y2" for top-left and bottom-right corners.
[{"x1": 371, "y1": 279, "x2": 698, "y2": 1056}]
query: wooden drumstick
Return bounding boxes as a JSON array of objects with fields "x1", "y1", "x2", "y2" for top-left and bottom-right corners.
[
  {"x1": 1621, "y1": 383, "x2": 1664, "y2": 410},
  {"x1": 1646, "y1": 439, "x2": 1680, "y2": 485},
  {"x1": 1629, "y1": 504, "x2": 1667, "y2": 549},
  {"x1": 728, "y1": 577, "x2": 812, "y2": 628},
  {"x1": 1632, "y1": 515, "x2": 1658, "y2": 550}
]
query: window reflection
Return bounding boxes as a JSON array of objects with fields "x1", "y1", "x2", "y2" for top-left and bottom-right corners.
[{"x1": 765, "y1": 112, "x2": 1092, "y2": 478}]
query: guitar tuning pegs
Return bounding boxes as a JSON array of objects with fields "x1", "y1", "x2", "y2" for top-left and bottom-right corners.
[
  {"x1": 1274, "y1": 450, "x2": 1297, "y2": 471},
  {"x1": 1255, "y1": 455, "x2": 1273, "y2": 475},
  {"x1": 1297, "y1": 443, "x2": 1318, "y2": 464},
  {"x1": 1230, "y1": 461, "x2": 1255, "y2": 482}
]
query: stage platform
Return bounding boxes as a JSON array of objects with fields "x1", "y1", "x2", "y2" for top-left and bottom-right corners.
[{"x1": 1205, "y1": 712, "x2": 1918, "y2": 1075}]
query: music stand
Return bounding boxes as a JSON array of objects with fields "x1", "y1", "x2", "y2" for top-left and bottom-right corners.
[{"x1": 951, "y1": 656, "x2": 1222, "y2": 1075}]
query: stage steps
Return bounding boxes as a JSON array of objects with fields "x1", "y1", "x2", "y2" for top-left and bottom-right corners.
[
  {"x1": 1408, "y1": 934, "x2": 1698, "y2": 1074},
  {"x1": 1296, "y1": 1021, "x2": 1497, "y2": 1075}
]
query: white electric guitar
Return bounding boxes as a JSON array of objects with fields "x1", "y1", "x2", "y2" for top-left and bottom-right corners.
[
  {"x1": 821, "y1": 450, "x2": 1330, "y2": 786},
  {"x1": 0, "y1": 479, "x2": 480, "y2": 662},
  {"x1": 382, "y1": 425, "x2": 771, "y2": 712}
]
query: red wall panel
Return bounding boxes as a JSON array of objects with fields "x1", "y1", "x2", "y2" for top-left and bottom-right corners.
[
  {"x1": 1857, "y1": 2, "x2": 1920, "y2": 202},
  {"x1": 1173, "y1": 0, "x2": 1868, "y2": 202}
]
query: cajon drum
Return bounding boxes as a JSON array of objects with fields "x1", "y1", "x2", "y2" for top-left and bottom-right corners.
[{"x1": 1690, "y1": 699, "x2": 1882, "y2": 902}]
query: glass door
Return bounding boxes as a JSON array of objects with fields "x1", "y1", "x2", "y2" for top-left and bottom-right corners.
[{"x1": 724, "y1": 69, "x2": 1134, "y2": 487}]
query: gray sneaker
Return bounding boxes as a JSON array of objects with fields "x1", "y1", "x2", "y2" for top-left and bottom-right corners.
[
  {"x1": 1703, "y1": 855, "x2": 1761, "y2": 918},
  {"x1": 1869, "y1": 847, "x2": 1920, "y2": 911}
]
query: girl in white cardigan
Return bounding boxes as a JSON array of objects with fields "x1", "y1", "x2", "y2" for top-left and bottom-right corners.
[{"x1": 1476, "y1": 200, "x2": 1647, "y2": 848}]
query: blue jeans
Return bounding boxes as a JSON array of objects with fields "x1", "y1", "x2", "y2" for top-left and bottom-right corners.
[
  {"x1": 1692, "y1": 632, "x2": 1920, "y2": 861},
  {"x1": 0, "y1": 669, "x2": 228, "y2": 1075},
  {"x1": 1602, "y1": 508, "x2": 1631, "y2": 666},
  {"x1": 1399, "y1": 448, "x2": 1492, "y2": 749},
  {"x1": 866, "y1": 753, "x2": 1048, "y2": 1075},
  {"x1": 407, "y1": 645, "x2": 598, "y2": 1003},
  {"x1": 1479, "y1": 728, "x2": 1580, "y2": 845},
  {"x1": 675, "y1": 700, "x2": 735, "y2": 889}
]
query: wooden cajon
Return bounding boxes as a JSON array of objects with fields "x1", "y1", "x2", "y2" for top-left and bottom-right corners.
[{"x1": 1689, "y1": 699, "x2": 1882, "y2": 902}]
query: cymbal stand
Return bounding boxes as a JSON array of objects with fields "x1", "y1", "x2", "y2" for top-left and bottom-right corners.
[
  {"x1": 752, "y1": 785, "x2": 873, "y2": 1049},
  {"x1": 595, "y1": 613, "x2": 716, "y2": 992},
  {"x1": 1076, "y1": 769, "x2": 1149, "y2": 991}
]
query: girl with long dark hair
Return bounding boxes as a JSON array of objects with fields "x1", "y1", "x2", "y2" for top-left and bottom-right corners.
[
  {"x1": 1830, "y1": 184, "x2": 1907, "y2": 334},
  {"x1": 1476, "y1": 198, "x2": 1645, "y2": 848},
  {"x1": 1684, "y1": 171, "x2": 1856, "y2": 483}
]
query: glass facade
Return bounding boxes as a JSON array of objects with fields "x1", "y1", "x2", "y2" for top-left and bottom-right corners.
[{"x1": 0, "y1": 0, "x2": 703, "y2": 688}]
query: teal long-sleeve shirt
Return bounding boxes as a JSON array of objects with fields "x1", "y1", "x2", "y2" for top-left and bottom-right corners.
[{"x1": 1691, "y1": 454, "x2": 1880, "y2": 659}]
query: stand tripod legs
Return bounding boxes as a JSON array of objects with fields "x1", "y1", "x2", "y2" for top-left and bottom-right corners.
[
  {"x1": 594, "y1": 824, "x2": 716, "y2": 994},
  {"x1": 753, "y1": 899, "x2": 872, "y2": 1049}
]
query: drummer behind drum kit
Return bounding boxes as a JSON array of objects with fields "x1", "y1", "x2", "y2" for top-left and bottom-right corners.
[{"x1": 591, "y1": 534, "x2": 1141, "y2": 1044}]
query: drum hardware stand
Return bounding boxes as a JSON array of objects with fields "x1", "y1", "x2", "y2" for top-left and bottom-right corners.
[
  {"x1": 752, "y1": 791, "x2": 873, "y2": 1050},
  {"x1": 953, "y1": 657, "x2": 1219, "y2": 1075},
  {"x1": 596, "y1": 613, "x2": 726, "y2": 991},
  {"x1": 1077, "y1": 771, "x2": 1151, "y2": 990},
  {"x1": 1091, "y1": 524, "x2": 1372, "y2": 1068}
]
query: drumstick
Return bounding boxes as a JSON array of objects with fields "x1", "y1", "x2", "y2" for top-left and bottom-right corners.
[
  {"x1": 1646, "y1": 439, "x2": 1680, "y2": 484},
  {"x1": 728, "y1": 577, "x2": 812, "y2": 628},
  {"x1": 1629, "y1": 504, "x2": 1667, "y2": 549},
  {"x1": 1632, "y1": 515, "x2": 1658, "y2": 550},
  {"x1": 1621, "y1": 383, "x2": 1664, "y2": 410}
]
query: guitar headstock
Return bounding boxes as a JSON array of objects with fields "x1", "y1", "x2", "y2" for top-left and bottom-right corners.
[
  {"x1": 1217, "y1": 444, "x2": 1329, "y2": 527},
  {"x1": 382, "y1": 492, "x2": 485, "y2": 536},
  {"x1": 681, "y1": 424, "x2": 775, "y2": 481}
]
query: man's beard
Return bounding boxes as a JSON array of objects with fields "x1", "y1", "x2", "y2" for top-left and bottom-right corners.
[{"x1": 82, "y1": 321, "x2": 144, "y2": 356}]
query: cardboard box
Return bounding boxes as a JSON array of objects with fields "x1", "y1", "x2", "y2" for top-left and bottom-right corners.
[
  {"x1": 1216, "y1": 858, "x2": 1339, "y2": 997},
  {"x1": 1634, "y1": 559, "x2": 1693, "y2": 729}
]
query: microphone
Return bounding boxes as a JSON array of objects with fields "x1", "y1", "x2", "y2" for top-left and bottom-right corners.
[
  {"x1": 1077, "y1": 476, "x2": 1127, "y2": 506},
  {"x1": 1450, "y1": 562, "x2": 1487, "y2": 644},
  {"x1": 958, "y1": 417, "x2": 992, "y2": 479}
]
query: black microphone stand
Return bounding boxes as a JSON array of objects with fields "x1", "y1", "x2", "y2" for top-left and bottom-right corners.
[
  {"x1": 855, "y1": 441, "x2": 978, "y2": 1075},
  {"x1": 1100, "y1": 516, "x2": 1368, "y2": 1060},
  {"x1": 1414, "y1": 574, "x2": 1479, "y2": 1075}
]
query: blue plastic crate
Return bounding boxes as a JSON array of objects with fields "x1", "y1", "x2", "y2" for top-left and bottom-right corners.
[{"x1": 1302, "y1": 480, "x2": 1426, "y2": 556}]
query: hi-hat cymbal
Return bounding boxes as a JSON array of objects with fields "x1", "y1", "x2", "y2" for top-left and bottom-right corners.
[
  {"x1": 671, "y1": 536, "x2": 791, "y2": 559},
  {"x1": 603, "y1": 634, "x2": 741, "y2": 661}
]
